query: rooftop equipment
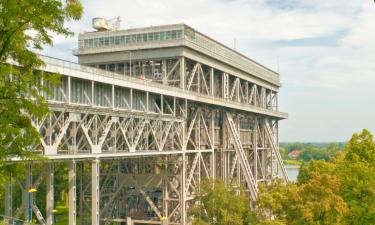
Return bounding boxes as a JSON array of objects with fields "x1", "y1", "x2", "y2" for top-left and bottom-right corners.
[{"x1": 92, "y1": 17, "x2": 121, "y2": 31}]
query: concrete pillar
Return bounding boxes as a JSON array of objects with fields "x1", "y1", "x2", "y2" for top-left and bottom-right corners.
[
  {"x1": 92, "y1": 159, "x2": 100, "y2": 225},
  {"x1": 69, "y1": 160, "x2": 76, "y2": 225},
  {"x1": 46, "y1": 163, "x2": 54, "y2": 225}
]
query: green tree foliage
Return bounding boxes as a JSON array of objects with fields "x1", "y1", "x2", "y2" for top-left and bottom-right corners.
[
  {"x1": 297, "y1": 160, "x2": 335, "y2": 184},
  {"x1": 336, "y1": 130, "x2": 375, "y2": 224},
  {"x1": 0, "y1": 0, "x2": 83, "y2": 169},
  {"x1": 257, "y1": 175, "x2": 348, "y2": 225},
  {"x1": 0, "y1": 1, "x2": 83, "y2": 217},
  {"x1": 259, "y1": 129, "x2": 375, "y2": 225},
  {"x1": 193, "y1": 130, "x2": 374, "y2": 225},
  {"x1": 298, "y1": 147, "x2": 329, "y2": 161},
  {"x1": 192, "y1": 180, "x2": 260, "y2": 225}
]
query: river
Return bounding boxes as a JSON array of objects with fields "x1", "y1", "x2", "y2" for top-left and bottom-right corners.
[{"x1": 285, "y1": 165, "x2": 300, "y2": 182}]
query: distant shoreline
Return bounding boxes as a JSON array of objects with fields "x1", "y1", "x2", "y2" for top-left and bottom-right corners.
[{"x1": 284, "y1": 165, "x2": 300, "y2": 169}]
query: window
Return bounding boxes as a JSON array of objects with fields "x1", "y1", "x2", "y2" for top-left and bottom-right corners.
[
  {"x1": 115, "y1": 36, "x2": 120, "y2": 45},
  {"x1": 166, "y1": 31, "x2": 171, "y2": 40},
  {"x1": 142, "y1": 33, "x2": 148, "y2": 42},
  {"x1": 160, "y1": 31, "x2": 165, "y2": 40},
  {"x1": 84, "y1": 39, "x2": 89, "y2": 48},
  {"x1": 136, "y1": 34, "x2": 142, "y2": 42},
  {"x1": 177, "y1": 30, "x2": 182, "y2": 39},
  {"x1": 148, "y1": 32, "x2": 153, "y2": 41},
  {"x1": 154, "y1": 32, "x2": 160, "y2": 41},
  {"x1": 171, "y1": 30, "x2": 177, "y2": 39}
]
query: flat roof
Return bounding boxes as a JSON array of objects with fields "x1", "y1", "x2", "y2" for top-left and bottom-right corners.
[{"x1": 76, "y1": 23, "x2": 280, "y2": 86}]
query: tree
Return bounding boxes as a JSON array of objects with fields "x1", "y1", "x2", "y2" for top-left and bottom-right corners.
[
  {"x1": 297, "y1": 160, "x2": 336, "y2": 184},
  {"x1": 0, "y1": 0, "x2": 83, "y2": 169},
  {"x1": 192, "y1": 180, "x2": 260, "y2": 225},
  {"x1": 336, "y1": 129, "x2": 375, "y2": 225},
  {"x1": 257, "y1": 175, "x2": 348, "y2": 225},
  {"x1": 298, "y1": 147, "x2": 329, "y2": 161},
  {"x1": 0, "y1": 1, "x2": 83, "y2": 217}
]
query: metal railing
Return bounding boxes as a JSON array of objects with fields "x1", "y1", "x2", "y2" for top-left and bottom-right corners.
[{"x1": 39, "y1": 55, "x2": 287, "y2": 118}]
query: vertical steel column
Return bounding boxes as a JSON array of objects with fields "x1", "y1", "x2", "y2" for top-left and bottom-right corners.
[
  {"x1": 162, "y1": 172, "x2": 169, "y2": 222},
  {"x1": 210, "y1": 67, "x2": 214, "y2": 96},
  {"x1": 68, "y1": 76, "x2": 71, "y2": 104},
  {"x1": 112, "y1": 84, "x2": 115, "y2": 109},
  {"x1": 46, "y1": 163, "x2": 54, "y2": 225},
  {"x1": 4, "y1": 175, "x2": 12, "y2": 224},
  {"x1": 210, "y1": 110, "x2": 215, "y2": 179},
  {"x1": 79, "y1": 163, "x2": 84, "y2": 225},
  {"x1": 25, "y1": 163, "x2": 32, "y2": 223},
  {"x1": 69, "y1": 160, "x2": 76, "y2": 225},
  {"x1": 180, "y1": 57, "x2": 185, "y2": 89},
  {"x1": 181, "y1": 99, "x2": 187, "y2": 225},
  {"x1": 130, "y1": 89, "x2": 133, "y2": 111},
  {"x1": 91, "y1": 159, "x2": 100, "y2": 225},
  {"x1": 181, "y1": 154, "x2": 186, "y2": 225},
  {"x1": 162, "y1": 59, "x2": 167, "y2": 85},
  {"x1": 254, "y1": 120, "x2": 258, "y2": 182}
]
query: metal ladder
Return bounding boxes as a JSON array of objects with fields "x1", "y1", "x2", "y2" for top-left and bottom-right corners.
[
  {"x1": 225, "y1": 112, "x2": 258, "y2": 200},
  {"x1": 264, "y1": 122, "x2": 289, "y2": 182}
]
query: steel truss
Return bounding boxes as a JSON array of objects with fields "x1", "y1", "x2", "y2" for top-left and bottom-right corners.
[{"x1": 5, "y1": 55, "x2": 287, "y2": 225}]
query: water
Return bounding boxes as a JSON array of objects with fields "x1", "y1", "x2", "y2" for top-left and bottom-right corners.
[{"x1": 285, "y1": 165, "x2": 300, "y2": 182}]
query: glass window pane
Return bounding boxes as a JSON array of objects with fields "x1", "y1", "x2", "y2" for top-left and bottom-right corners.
[
  {"x1": 160, "y1": 32, "x2": 165, "y2": 40},
  {"x1": 148, "y1": 32, "x2": 153, "y2": 41},
  {"x1": 171, "y1": 30, "x2": 177, "y2": 39},
  {"x1": 136, "y1": 34, "x2": 142, "y2": 42},
  {"x1": 142, "y1": 33, "x2": 147, "y2": 42},
  {"x1": 166, "y1": 31, "x2": 171, "y2": 40},
  {"x1": 154, "y1": 32, "x2": 160, "y2": 41}
]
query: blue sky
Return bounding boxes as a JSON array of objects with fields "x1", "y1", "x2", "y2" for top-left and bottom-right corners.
[{"x1": 43, "y1": 0, "x2": 375, "y2": 142}]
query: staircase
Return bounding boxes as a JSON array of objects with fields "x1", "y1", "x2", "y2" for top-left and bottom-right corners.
[
  {"x1": 264, "y1": 121, "x2": 288, "y2": 182},
  {"x1": 225, "y1": 112, "x2": 258, "y2": 200}
]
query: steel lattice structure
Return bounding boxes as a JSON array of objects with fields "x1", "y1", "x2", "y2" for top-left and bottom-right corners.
[{"x1": 4, "y1": 24, "x2": 288, "y2": 225}]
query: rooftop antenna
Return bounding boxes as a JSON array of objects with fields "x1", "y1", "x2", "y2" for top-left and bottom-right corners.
[{"x1": 233, "y1": 38, "x2": 237, "y2": 50}]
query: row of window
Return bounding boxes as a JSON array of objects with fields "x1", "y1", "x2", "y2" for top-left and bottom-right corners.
[{"x1": 81, "y1": 30, "x2": 183, "y2": 49}]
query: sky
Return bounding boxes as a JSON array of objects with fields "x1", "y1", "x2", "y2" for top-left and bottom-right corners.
[{"x1": 42, "y1": 0, "x2": 375, "y2": 142}]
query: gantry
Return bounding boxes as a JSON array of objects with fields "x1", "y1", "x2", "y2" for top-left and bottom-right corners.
[{"x1": 4, "y1": 23, "x2": 288, "y2": 225}]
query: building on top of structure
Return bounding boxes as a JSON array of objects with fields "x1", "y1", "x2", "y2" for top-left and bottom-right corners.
[{"x1": 5, "y1": 23, "x2": 288, "y2": 225}]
